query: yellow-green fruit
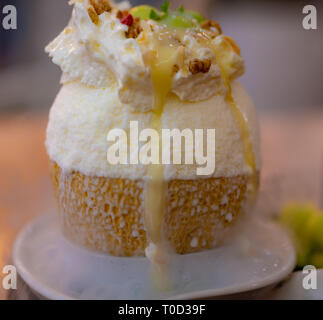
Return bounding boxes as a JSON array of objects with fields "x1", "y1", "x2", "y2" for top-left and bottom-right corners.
[
  {"x1": 161, "y1": 13, "x2": 196, "y2": 29},
  {"x1": 296, "y1": 246, "x2": 311, "y2": 268},
  {"x1": 280, "y1": 203, "x2": 323, "y2": 268},
  {"x1": 281, "y1": 204, "x2": 316, "y2": 238},
  {"x1": 181, "y1": 10, "x2": 205, "y2": 23},
  {"x1": 130, "y1": 5, "x2": 157, "y2": 20},
  {"x1": 306, "y1": 214, "x2": 323, "y2": 250},
  {"x1": 309, "y1": 252, "x2": 323, "y2": 268}
]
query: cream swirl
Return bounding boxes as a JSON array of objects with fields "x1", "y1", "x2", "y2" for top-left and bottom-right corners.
[{"x1": 46, "y1": 0, "x2": 245, "y2": 112}]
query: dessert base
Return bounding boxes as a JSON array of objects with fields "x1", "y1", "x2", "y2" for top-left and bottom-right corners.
[{"x1": 50, "y1": 162, "x2": 254, "y2": 257}]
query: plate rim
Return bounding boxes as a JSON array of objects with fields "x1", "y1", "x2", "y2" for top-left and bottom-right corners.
[
  {"x1": 13, "y1": 217, "x2": 73, "y2": 300},
  {"x1": 13, "y1": 214, "x2": 296, "y2": 300}
]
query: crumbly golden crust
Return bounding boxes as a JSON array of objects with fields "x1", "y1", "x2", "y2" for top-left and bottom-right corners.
[{"x1": 50, "y1": 161, "x2": 252, "y2": 257}]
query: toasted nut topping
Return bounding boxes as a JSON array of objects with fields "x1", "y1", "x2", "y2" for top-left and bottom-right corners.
[
  {"x1": 173, "y1": 64, "x2": 180, "y2": 73},
  {"x1": 87, "y1": 6, "x2": 99, "y2": 25},
  {"x1": 89, "y1": 0, "x2": 112, "y2": 15},
  {"x1": 116, "y1": 10, "x2": 129, "y2": 20},
  {"x1": 223, "y1": 36, "x2": 241, "y2": 55},
  {"x1": 201, "y1": 20, "x2": 222, "y2": 34},
  {"x1": 189, "y1": 58, "x2": 212, "y2": 74},
  {"x1": 126, "y1": 17, "x2": 142, "y2": 39}
]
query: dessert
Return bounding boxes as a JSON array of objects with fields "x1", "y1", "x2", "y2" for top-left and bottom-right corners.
[{"x1": 46, "y1": 0, "x2": 261, "y2": 287}]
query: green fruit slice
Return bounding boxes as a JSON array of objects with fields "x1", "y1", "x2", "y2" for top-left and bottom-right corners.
[
  {"x1": 181, "y1": 10, "x2": 205, "y2": 23},
  {"x1": 130, "y1": 5, "x2": 158, "y2": 20},
  {"x1": 161, "y1": 13, "x2": 196, "y2": 29}
]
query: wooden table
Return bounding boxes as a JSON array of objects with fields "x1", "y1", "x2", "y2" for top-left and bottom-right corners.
[{"x1": 0, "y1": 110, "x2": 322, "y2": 299}]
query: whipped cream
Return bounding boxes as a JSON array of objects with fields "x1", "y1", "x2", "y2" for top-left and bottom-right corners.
[
  {"x1": 46, "y1": 80, "x2": 261, "y2": 180},
  {"x1": 46, "y1": 0, "x2": 245, "y2": 112}
]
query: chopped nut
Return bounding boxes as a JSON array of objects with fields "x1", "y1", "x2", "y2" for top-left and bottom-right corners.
[
  {"x1": 173, "y1": 64, "x2": 180, "y2": 73},
  {"x1": 89, "y1": 0, "x2": 112, "y2": 15},
  {"x1": 189, "y1": 58, "x2": 212, "y2": 74},
  {"x1": 126, "y1": 18, "x2": 142, "y2": 39},
  {"x1": 116, "y1": 10, "x2": 141, "y2": 38},
  {"x1": 223, "y1": 35, "x2": 241, "y2": 55},
  {"x1": 116, "y1": 10, "x2": 129, "y2": 20},
  {"x1": 201, "y1": 19, "x2": 222, "y2": 35},
  {"x1": 87, "y1": 6, "x2": 99, "y2": 25}
]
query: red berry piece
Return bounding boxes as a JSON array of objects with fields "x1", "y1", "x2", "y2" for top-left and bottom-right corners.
[{"x1": 121, "y1": 13, "x2": 134, "y2": 26}]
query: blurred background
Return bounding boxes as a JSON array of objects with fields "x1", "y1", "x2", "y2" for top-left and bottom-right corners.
[{"x1": 0, "y1": 0, "x2": 322, "y2": 299}]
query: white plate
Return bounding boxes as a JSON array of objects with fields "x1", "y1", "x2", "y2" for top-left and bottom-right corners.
[{"x1": 13, "y1": 213, "x2": 295, "y2": 300}]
